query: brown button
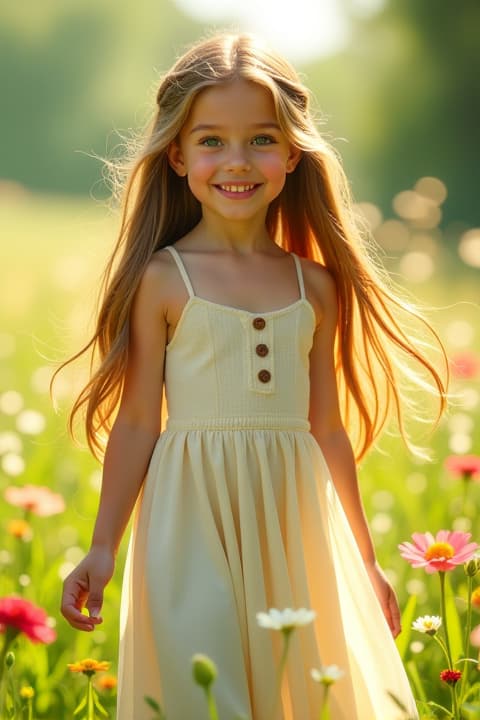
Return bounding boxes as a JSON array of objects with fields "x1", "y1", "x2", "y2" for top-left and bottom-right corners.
[
  {"x1": 256, "y1": 343, "x2": 269, "y2": 357},
  {"x1": 252, "y1": 317, "x2": 266, "y2": 330},
  {"x1": 258, "y1": 369, "x2": 271, "y2": 383}
]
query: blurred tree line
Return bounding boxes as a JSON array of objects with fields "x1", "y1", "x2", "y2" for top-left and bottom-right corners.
[{"x1": 1, "y1": 0, "x2": 478, "y2": 226}]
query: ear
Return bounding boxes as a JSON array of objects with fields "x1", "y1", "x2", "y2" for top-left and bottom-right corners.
[
  {"x1": 286, "y1": 145, "x2": 302, "y2": 174},
  {"x1": 167, "y1": 140, "x2": 187, "y2": 177}
]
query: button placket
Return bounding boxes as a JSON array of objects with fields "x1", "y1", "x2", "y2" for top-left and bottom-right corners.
[{"x1": 248, "y1": 317, "x2": 274, "y2": 393}]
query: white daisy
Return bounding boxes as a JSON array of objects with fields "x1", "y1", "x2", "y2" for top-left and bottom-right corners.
[
  {"x1": 256, "y1": 607, "x2": 316, "y2": 632},
  {"x1": 311, "y1": 665, "x2": 344, "y2": 686},
  {"x1": 412, "y1": 615, "x2": 442, "y2": 636}
]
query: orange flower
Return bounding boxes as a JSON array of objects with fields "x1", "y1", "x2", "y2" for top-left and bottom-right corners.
[
  {"x1": 471, "y1": 587, "x2": 480, "y2": 611},
  {"x1": 96, "y1": 674, "x2": 117, "y2": 691},
  {"x1": 67, "y1": 659, "x2": 110, "y2": 677},
  {"x1": 4, "y1": 485, "x2": 65, "y2": 516},
  {"x1": 7, "y1": 519, "x2": 32, "y2": 540}
]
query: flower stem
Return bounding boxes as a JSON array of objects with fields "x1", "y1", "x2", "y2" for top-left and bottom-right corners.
[
  {"x1": 87, "y1": 676, "x2": 94, "y2": 720},
  {"x1": 205, "y1": 687, "x2": 220, "y2": 720},
  {"x1": 319, "y1": 686, "x2": 331, "y2": 720},
  {"x1": 270, "y1": 629, "x2": 292, "y2": 718},
  {"x1": 433, "y1": 635, "x2": 451, "y2": 668},
  {"x1": 439, "y1": 573, "x2": 453, "y2": 668},
  {"x1": 459, "y1": 575, "x2": 473, "y2": 702}
]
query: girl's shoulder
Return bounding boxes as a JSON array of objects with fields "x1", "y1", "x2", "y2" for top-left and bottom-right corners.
[{"x1": 297, "y1": 256, "x2": 338, "y2": 326}]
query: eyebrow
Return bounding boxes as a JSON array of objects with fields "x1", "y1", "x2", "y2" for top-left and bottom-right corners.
[{"x1": 189, "y1": 122, "x2": 281, "y2": 134}]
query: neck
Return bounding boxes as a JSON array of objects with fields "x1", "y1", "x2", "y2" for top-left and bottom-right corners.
[{"x1": 190, "y1": 211, "x2": 274, "y2": 254}]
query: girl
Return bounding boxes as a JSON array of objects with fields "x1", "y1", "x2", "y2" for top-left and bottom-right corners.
[{"x1": 60, "y1": 33, "x2": 447, "y2": 720}]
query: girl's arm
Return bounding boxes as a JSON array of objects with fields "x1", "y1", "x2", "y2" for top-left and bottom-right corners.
[
  {"x1": 306, "y1": 264, "x2": 401, "y2": 637},
  {"x1": 61, "y1": 261, "x2": 168, "y2": 631}
]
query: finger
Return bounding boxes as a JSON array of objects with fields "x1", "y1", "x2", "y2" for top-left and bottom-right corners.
[
  {"x1": 61, "y1": 578, "x2": 101, "y2": 629},
  {"x1": 388, "y1": 593, "x2": 401, "y2": 638},
  {"x1": 85, "y1": 583, "x2": 105, "y2": 622}
]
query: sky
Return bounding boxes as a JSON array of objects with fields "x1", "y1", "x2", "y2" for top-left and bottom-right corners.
[{"x1": 173, "y1": 0, "x2": 385, "y2": 63}]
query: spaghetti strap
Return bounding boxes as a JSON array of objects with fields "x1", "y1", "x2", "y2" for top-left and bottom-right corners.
[
  {"x1": 164, "y1": 245, "x2": 195, "y2": 298},
  {"x1": 291, "y1": 253, "x2": 306, "y2": 300}
]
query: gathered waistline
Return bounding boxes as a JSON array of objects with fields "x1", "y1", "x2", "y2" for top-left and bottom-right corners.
[{"x1": 165, "y1": 416, "x2": 310, "y2": 432}]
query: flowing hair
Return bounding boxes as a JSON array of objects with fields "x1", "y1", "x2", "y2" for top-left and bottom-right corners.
[{"x1": 53, "y1": 31, "x2": 448, "y2": 460}]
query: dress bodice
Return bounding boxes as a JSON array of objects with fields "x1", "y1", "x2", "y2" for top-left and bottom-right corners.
[{"x1": 163, "y1": 246, "x2": 316, "y2": 431}]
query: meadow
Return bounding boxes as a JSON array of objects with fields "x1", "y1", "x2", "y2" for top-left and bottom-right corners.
[{"x1": 0, "y1": 185, "x2": 479, "y2": 719}]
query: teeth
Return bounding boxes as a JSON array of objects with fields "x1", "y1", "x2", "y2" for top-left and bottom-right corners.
[{"x1": 219, "y1": 184, "x2": 255, "y2": 193}]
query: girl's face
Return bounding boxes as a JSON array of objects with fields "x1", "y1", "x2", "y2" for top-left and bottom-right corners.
[{"x1": 168, "y1": 78, "x2": 301, "y2": 224}]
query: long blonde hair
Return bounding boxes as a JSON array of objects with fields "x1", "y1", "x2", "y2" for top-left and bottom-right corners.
[{"x1": 54, "y1": 32, "x2": 448, "y2": 460}]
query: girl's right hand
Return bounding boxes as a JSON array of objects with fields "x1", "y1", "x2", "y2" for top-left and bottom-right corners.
[{"x1": 61, "y1": 546, "x2": 115, "y2": 631}]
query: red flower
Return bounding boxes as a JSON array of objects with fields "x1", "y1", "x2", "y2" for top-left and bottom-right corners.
[
  {"x1": 439, "y1": 669, "x2": 462, "y2": 685},
  {"x1": 4, "y1": 485, "x2": 65, "y2": 517},
  {"x1": 0, "y1": 596, "x2": 56, "y2": 644},
  {"x1": 398, "y1": 530, "x2": 478, "y2": 573},
  {"x1": 449, "y1": 350, "x2": 480, "y2": 379},
  {"x1": 445, "y1": 455, "x2": 480, "y2": 480}
]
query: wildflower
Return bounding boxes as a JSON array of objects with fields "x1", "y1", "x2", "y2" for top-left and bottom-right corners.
[
  {"x1": 0, "y1": 596, "x2": 56, "y2": 643},
  {"x1": 412, "y1": 615, "x2": 442, "y2": 635},
  {"x1": 439, "y1": 669, "x2": 462, "y2": 685},
  {"x1": 96, "y1": 674, "x2": 117, "y2": 691},
  {"x1": 398, "y1": 530, "x2": 478, "y2": 573},
  {"x1": 192, "y1": 654, "x2": 217, "y2": 689},
  {"x1": 7, "y1": 518, "x2": 33, "y2": 541},
  {"x1": 256, "y1": 607, "x2": 316, "y2": 632},
  {"x1": 67, "y1": 658, "x2": 110, "y2": 677},
  {"x1": 19, "y1": 686, "x2": 35, "y2": 699},
  {"x1": 445, "y1": 455, "x2": 480, "y2": 481},
  {"x1": 471, "y1": 625, "x2": 480, "y2": 647},
  {"x1": 311, "y1": 665, "x2": 344, "y2": 686},
  {"x1": 4, "y1": 484, "x2": 65, "y2": 516},
  {"x1": 471, "y1": 587, "x2": 480, "y2": 611},
  {"x1": 449, "y1": 351, "x2": 480, "y2": 379}
]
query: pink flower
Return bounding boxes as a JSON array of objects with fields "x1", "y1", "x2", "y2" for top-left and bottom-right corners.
[
  {"x1": 4, "y1": 485, "x2": 65, "y2": 517},
  {"x1": 0, "y1": 596, "x2": 56, "y2": 644},
  {"x1": 398, "y1": 530, "x2": 479, "y2": 574},
  {"x1": 449, "y1": 350, "x2": 480, "y2": 379},
  {"x1": 445, "y1": 455, "x2": 480, "y2": 481}
]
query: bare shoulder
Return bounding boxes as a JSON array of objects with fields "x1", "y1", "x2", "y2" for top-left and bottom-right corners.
[{"x1": 298, "y1": 257, "x2": 337, "y2": 328}]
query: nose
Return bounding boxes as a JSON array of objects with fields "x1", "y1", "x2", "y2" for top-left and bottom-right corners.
[{"x1": 224, "y1": 144, "x2": 251, "y2": 172}]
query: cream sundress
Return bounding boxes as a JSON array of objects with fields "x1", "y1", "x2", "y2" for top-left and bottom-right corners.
[{"x1": 116, "y1": 246, "x2": 418, "y2": 720}]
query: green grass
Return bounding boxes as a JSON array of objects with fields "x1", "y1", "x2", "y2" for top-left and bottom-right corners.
[{"x1": 0, "y1": 189, "x2": 479, "y2": 718}]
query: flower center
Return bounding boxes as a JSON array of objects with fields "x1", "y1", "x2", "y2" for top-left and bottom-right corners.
[{"x1": 424, "y1": 541, "x2": 455, "y2": 561}]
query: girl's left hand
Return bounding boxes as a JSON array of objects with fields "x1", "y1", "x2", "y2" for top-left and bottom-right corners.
[{"x1": 365, "y1": 561, "x2": 401, "y2": 638}]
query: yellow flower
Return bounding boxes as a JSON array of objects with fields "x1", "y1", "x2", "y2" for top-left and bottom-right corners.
[
  {"x1": 67, "y1": 658, "x2": 110, "y2": 676},
  {"x1": 7, "y1": 519, "x2": 32, "y2": 541},
  {"x1": 20, "y1": 686, "x2": 35, "y2": 699}
]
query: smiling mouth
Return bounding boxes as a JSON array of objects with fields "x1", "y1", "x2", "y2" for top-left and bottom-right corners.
[{"x1": 215, "y1": 183, "x2": 259, "y2": 193}]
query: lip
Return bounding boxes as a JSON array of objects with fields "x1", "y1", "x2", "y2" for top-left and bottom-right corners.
[{"x1": 213, "y1": 183, "x2": 261, "y2": 199}]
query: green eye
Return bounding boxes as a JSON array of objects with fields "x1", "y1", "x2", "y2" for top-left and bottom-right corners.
[
  {"x1": 252, "y1": 135, "x2": 274, "y2": 145},
  {"x1": 200, "y1": 137, "x2": 221, "y2": 147}
]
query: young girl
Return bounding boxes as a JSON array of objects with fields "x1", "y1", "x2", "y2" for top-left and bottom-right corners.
[{"x1": 60, "y1": 33, "x2": 447, "y2": 720}]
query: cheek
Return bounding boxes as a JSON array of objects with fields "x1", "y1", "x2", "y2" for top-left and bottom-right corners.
[
  {"x1": 187, "y1": 154, "x2": 218, "y2": 181},
  {"x1": 259, "y1": 154, "x2": 290, "y2": 181}
]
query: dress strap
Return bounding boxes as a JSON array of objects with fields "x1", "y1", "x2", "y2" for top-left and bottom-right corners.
[
  {"x1": 164, "y1": 245, "x2": 195, "y2": 298},
  {"x1": 291, "y1": 253, "x2": 306, "y2": 300}
]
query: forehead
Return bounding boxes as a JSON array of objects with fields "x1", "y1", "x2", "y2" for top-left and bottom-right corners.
[{"x1": 185, "y1": 78, "x2": 278, "y2": 128}]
